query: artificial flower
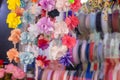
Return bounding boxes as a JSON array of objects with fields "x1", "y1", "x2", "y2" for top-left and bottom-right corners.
[
  {"x1": 62, "y1": 35, "x2": 76, "y2": 49},
  {"x1": 48, "y1": 40, "x2": 68, "y2": 60},
  {"x1": 0, "y1": 60, "x2": 4, "y2": 65},
  {"x1": 27, "y1": 24, "x2": 40, "y2": 37},
  {"x1": 31, "y1": 0, "x2": 38, "y2": 3},
  {"x1": 20, "y1": 31, "x2": 36, "y2": 44},
  {"x1": 69, "y1": 0, "x2": 74, "y2": 3},
  {"x1": 15, "y1": 7, "x2": 24, "y2": 16},
  {"x1": 39, "y1": 0, "x2": 55, "y2": 11},
  {"x1": 7, "y1": 0, "x2": 20, "y2": 10},
  {"x1": 38, "y1": 38, "x2": 49, "y2": 50},
  {"x1": 20, "y1": 0, "x2": 26, "y2": 8},
  {"x1": 37, "y1": 17, "x2": 54, "y2": 34},
  {"x1": 22, "y1": 10, "x2": 35, "y2": 24},
  {"x1": 5, "y1": 64, "x2": 16, "y2": 74},
  {"x1": 70, "y1": 0, "x2": 82, "y2": 12},
  {"x1": 36, "y1": 55, "x2": 50, "y2": 68},
  {"x1": 41, "y1": 9, "x2": 47, "y2": 17},
  {"x1": 6, "y1": 12, "x2": 21, "y2": 29},
  {"x1": 54, "y1": 21, "x2": 69, "y2": 38},
  {"x1": 65, "y1": 15, "x2": 79, "y2": 30},
  {"x1": 0, "y1": 69, "x2": 5, "y2": 78},
  {"x1": 7, "y1": 48, "x2": 19, "y2": 63},
  {"x1": 29, "y1": 3, "x2": 41, "y2": 16},
  {"x1": 56, "y1": 0, "x2": 70, "y2": 11},
  {"x1": 59, "y1": 53, "x2": 72, "y2": 66},
  {"x1": 48, "y1": 9, "x2": 60, "y2": 18},
  {"x1": 8, "y1": 29, "x2": 21, "y2": 44},
  {"x1": 12, "y1": 67, "x2": 26, "y2": 79},
  {"x1": 5, "y1": 64, "x2": 26, "y2": 79},
  {"x1": 19, "y1": 52, "x2": 34, "y2": 65}
]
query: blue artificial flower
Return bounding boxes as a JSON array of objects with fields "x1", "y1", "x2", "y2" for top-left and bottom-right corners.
[
  {"x1": 19, "y1": 52, "x2": 34, "y2": 65},
  {"x1": 22, "y1": 11, "x2": 35, "y2": 24},
  {"x1": 20, "y1": 32, "x2": 36, "y2": 44},
  {"x1": 20, "y1": 0, "x2": 26, "y2": 8}
]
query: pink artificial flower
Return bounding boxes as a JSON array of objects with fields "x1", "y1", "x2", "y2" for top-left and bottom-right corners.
[
  {"x1": 55, "y1": 0, "x2": 70, "y2": 11},
  {"x1": 5, "y1": 64, "x2": 26, "y2": 79},
  {"x1": 65, "y1": 15, "x2": 79, "y2": 30},
  {"x1": 39, "y1": 0, "x2": 55, "y2": 11},
  {"x1": 0, "y1": 69, "x2": 5, "y2": 78},
  {"x1": 5, "y1": 64, "x2": 15, "y2": 73},
  {"x1": 70, "y1": 0, "x2": 82, "y2": 12},
  {"x1": 62, "y1": 35, "x2": 76, "y2": 49},
  {"x1": 12, "y1": 67, "x2": 26, "y2": 79},
  {"x1": 37, "y1": 17, "x2": 54, "y2": 34}
]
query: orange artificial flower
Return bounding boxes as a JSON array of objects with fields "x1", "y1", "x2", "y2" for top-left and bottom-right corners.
[
  {"x1": 31, "y1": 0, "x2": 38, "y2": 3},
  {"x1": 15, "y1": 7, "x2": 24, "y2": 16},
  {"x1": 7, "y1": 48, "x2": 19, "y2": 63},
  {"x1": 8, "y1": 29, "x2": 21, "y2": 44}
]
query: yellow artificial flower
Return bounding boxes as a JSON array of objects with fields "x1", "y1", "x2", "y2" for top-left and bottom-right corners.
[
  {"x1": 6, "y1": 12, "x2": 21, "y2": 29},
  {"x1": 7, "y1": 0, "x2": 20, "y2": 10}
]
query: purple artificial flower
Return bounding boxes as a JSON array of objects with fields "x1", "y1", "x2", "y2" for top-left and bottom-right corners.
[
  {"x1": 37, "y1": 17, "x2": 54, "y2": 34},
  {"x1": 39, "y1": 0, "x2": 55, "y2": 11},
  {"x1": 59, "y1": 53, "x2": 72, "y2": 66}
]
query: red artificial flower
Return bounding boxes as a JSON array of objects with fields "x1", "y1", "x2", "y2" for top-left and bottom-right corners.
[
  {"x1": 65, "y1": 15, "x2": 79, "y2": 30},
  {"x1": 70, "y1": 0, "x2": 82, "y2": 12},
  {"x1": 41, "y1": 9, "x2": 46, "y2": 17},
  {"x1": 38, "y1": 37, "x2": 49, "y2": 50},
  {"x1": 36, "y1": 55, "x2": 50, "y2": 67},
  {"x1": 62, "y1": 35, "x2": 76, "y2": 49},
  {"x1": 0, "y1": 60, "x2": 4, "y2": 65}
]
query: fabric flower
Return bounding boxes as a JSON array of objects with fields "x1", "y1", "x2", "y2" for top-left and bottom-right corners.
[
  {"x1": 8, "y1": 29, "x2": 21, "y2": 44},
  {"x1": 0, "y1": 69, "x2": 5, "y2": 78},
  {"x1": 15, "y1": 7, "x2": 24, "y2": 16},
  {"x1": 48, "y1": 40, "x2": 68, "y2": 60},
  {"x1": 70, "y1": 0, "x2": 82, "y2": 12},
  {"x1": 0, "y1": 60, "x2": 4, "y2": 65},
  {"x1": 59, "y1": 53, "x2": 72, "y2": 66},
  {"x1": 20, "y1": 0, "x2": 26, "y2": 8},
  {"x1": 12, "y1": 67, "x2": 26, "y2": 79},
  {"x1": 29, "y1": 3, "x2": 41, "y2": 16},
  {"x1": 48, "y1": 9, "x2": 60, "y2": 18},
  {"x1": 6, "y1": 12, "x2": 21, "y2": 29},
  {"x1": 31, "y1": 0, "x2": 38, "y2": 3},
  {"x1": 27, "y1": 24, "x2": 40, "y2": 37},
  {"x1": 37, "y1": 17, "x2": 54, "y2": 34},
  {"x1": 20, "y1": 31, "x2": 36, "y2": 44},
  {"x1": 39, "y1": 0, "x2": 55, "y2": 11},
  {"x1": 19, "y1": 52, "x2": 34, "y2": 65},
  {"x1": 54, "y1": 21, "x2": 69, "y2": 38},
  {"x1": 38, "y1": 38, "x2": 49, "y2": 50},
  {"x1": 56, "y1": 0, "x2": 70, "y2": 11},
  {"x1": 22, "y1": 11, "x2": 35, "y2": 24},
  {"x1": 36, "y1": 55, "x2": 50, "y2": 68},
  {"x1": 65, "y1": 15, "x2": 79, "y2": 30},
  {"x1": 7, "y1": 0, "x2": 20, "y2": 10},
  {"x1": 5, "y1": 64, "x2": 16, "y2": 73},
  {"x1": 5, "y1": 64, "x2": 26, "y2": 79},
  {"x1": 7, "y1": 48, "x2": 19, "y2": 63},
  {"x1": 62, "y1": 35, "x2": 76, "y2": 49}
]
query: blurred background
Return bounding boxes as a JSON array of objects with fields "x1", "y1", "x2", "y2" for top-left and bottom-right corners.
[{"x1": 0, "y1": 0, "x2": 13, "y2": 63}]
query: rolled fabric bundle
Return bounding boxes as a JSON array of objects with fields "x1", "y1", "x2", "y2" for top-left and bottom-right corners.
[
  {"x1": 101, "y1": 11, "x2": 109, "y2": 34},
  {"x1": 112, "y1": 10, "x2": 120, "y2": 32},
  {"x1": 90, "y1": 12, "x2": 96, "y2": 33}
]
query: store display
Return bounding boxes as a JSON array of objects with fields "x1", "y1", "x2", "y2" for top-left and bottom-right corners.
[{"x1": 0, "y1": 0, "x2": 119, "y2": 80}]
